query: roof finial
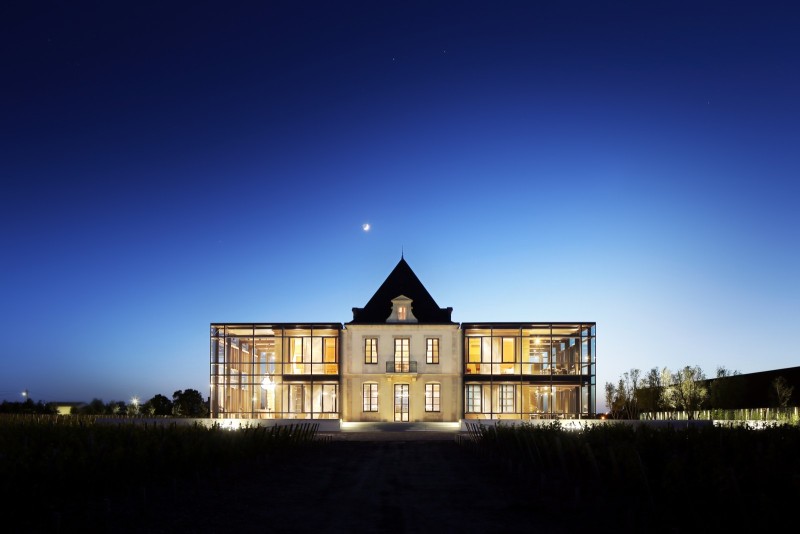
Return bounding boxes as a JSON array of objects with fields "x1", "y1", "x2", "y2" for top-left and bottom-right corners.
[{"x1": 401, "y1": 245, "x2": 404, "y2": 259}]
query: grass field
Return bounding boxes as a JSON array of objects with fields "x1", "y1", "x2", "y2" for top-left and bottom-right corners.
[
  {"x1": 1, "y1": 415, "x2": 322, "y2": 532},
  {"x1": 460, "y1": 420, "x2": 800, "y2": 531},
  {"x1": 3, "y1": 415, "x2": 798, "y2": 532}
]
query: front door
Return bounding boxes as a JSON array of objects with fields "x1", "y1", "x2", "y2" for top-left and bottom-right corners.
[{"x1": 394, "y1": 384, "x2": 409, "y2": 422}]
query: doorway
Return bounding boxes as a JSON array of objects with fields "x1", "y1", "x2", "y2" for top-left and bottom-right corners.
[{"x1": 394, "y1": 384, "x2": 409, "y2": 422}]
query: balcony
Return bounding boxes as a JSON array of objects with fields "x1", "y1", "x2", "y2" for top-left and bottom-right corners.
[
  {"x1": 464, "y1": 363, "x2": 584, "y2": 376},
  {"x1": 386, "y1": 361, "x2": 418, "y2": 373}
]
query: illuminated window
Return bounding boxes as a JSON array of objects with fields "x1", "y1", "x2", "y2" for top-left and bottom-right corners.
[
  {"x1": 323, "y1": 338, "x2": 338, "y2": 374},
  {"x1": 499, "y1": 385, "x2": 515, "y2": 413},
  {"x1": 289, "y1": 384, "x2": 305, "y2": 413},
  {"x1": 289, "y1": 337, "x2": 308, "y2": 374},
  {"x1": 468, "y1": 338, "x2": 481, "y2": 362},
  {"x1": 425, "y1": 383, "x2": 440, "y2": 412},
  {"x1": 388, "y1": 296, "x2": 417, "y2": 323},
  {"x1": 324, "y1": 338, "x2": 337, "y2": 362},
  {"x1": 426, "y1": 338, "x2": 439, "y2": 364},
  {"x1": 363, "y1": 383, "x2": 378, "y2": 412},
  {"x1": 318, "y1": 384, "x2": 337, "y2": 413},
  {"x1": 365, "y1": 338, "x2": 378, "y2": 364},
  {"x1": 466, "y1": 385, "x2": 482, "y2": 413},
  {"x1": 502, "y1": 338, "x2": 515, "y2": 363},
  {"x1": 394, "y1": 338, "x2": 410, "y2": 372}
]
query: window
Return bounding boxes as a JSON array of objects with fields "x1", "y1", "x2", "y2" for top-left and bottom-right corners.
[
  {"x1": 289, "y1": 384, "x2": 305, "y2": 413},
  {"x1": 388, "y1": 296, "x2": 416, "y2": 323},
  {"x1": 425, "y1": 383, "x2": 440, "y2": 412},
  {"x1": 499, "y1": 385, "x2": 515, "y2": 413},
  {"x1": 363, "y1": 383, "x2": 378, "y2": 412},
  {"x1": 324, "y1": 338, "x2": 337, "y2": 362},
  {"x1": 394, "y1": 338, "x2": 410, "y2": 372},
  {"x1": 466, "y1": 384, "x2": 482, "y2": 413},
  {"x1": 426, "y1": 338, "x2": 439, "y2": 364},
  {"x1": 502, "y1": 338, "x2": 515, "y2": 363},
  {"x1": 323, "y1": 338, "x2": 337, "y2": 374},
  {"x1": 364, "y1": 338, "x2": 378, "y2": 364},
  {"x1": 315, "y1": 384, "x2": 338, "y2": 413},
  {"x1": 466, "y1": 337, "x2": 481, "y2": 374},
  {"x1": 289, "y1": 337, "x2": 310, "y2": 374},
  {"x1": 468, "y1": 338, "x2": 481, "y2": 362}
]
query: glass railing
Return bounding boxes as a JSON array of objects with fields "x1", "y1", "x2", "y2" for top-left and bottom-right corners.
[{"x1": 465, "y1": 363, "x2": 583, "y2": 375}]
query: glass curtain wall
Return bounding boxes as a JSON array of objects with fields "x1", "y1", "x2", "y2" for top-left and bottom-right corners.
[
  {"x1": 210, "y1": 324, "x2": 341, "y2": 419},
  {"x1": 463, "y1": 323, "x2": 596, "y2": 419}
]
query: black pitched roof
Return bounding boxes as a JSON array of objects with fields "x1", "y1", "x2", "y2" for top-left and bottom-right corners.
[{"x1": 349, "y1": 258, "x2": 454, "y2": 324}]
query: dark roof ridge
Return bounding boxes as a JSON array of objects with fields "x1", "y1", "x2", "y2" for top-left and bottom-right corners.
[{"x1": 349, "y1": 257, "x2": 455, "y2": 324}]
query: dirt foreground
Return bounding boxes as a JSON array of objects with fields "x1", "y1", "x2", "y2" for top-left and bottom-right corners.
[{"x1": 121, "y1": 431, "x2": 572, "y2": 534}]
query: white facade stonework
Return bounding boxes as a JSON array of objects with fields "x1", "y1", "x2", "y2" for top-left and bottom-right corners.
[{"x1": 341, "y1": 323, "x2": 461, "y2": 422}]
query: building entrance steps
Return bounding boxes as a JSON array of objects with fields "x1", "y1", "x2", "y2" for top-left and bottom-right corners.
[
  {"x1": 327, "y1": 420, "x2": 464, "y2": 441},
  {"x1": 340, "y1": 421, "x2": 461, "y2": 432}
]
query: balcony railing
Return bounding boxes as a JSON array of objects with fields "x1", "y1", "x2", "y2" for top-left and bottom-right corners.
[
  {"x1": 386, "y1": 361, "x2": 418, "y2": 373},
  {"x1": 464, "y1": 363, "x2": 584, "y2": 375}
]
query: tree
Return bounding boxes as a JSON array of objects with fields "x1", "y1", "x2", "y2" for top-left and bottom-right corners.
[
  {"x1": 771, "y1": 376, "x2": 794, "y2": 408},
  {"x1": 638, "y1": 366, "x2": 669, "y2": 415},
  {"x1": 609, "y1": 369, "x2": 642, "y2": 419},
  {"x1": 144, "y1": 394, "x2": 173, "y2": 416},
  {"x1": 615, "y1": 377, "x2": 627, "y2": 417},
  {"x1": 126, "y1": 401, "x2": 140, "y2": 416},
  {"x1": 172, "y1": 389, "x2": 208, "y2": 417},
  {"x1": 604, "y1": 382, "x2": 617, "y2": 418},
  {"x1": 0, "y1": 399, "x2": 55, "y2": 414},
  {"x1": 667, "y1": 366, "x2": 708, "y2": 419},
  {"x1": 604, "y1": 368, "x2": 642, "y2": 419},
  {"x1": 622, "y1": 368, "x2": 641, "y2": 419},
  {"x1": 82, "y1": 398, "x2": 106, "y2": 415},
  {"x1": 106, "y1": 400, "x2": 126, "y2": 415}
]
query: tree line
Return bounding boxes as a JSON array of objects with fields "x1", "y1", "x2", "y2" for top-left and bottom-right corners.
[
  {"x1": 605, "y1": 365, "x2": 795, "y2": 419},
  {"x1": 0, "y1": 389, "x2": 208, "y2": 417}
]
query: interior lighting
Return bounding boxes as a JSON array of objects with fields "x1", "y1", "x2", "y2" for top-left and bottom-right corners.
[{"x1": 261, "y1": 377, "x2": 277, "y2": 392}]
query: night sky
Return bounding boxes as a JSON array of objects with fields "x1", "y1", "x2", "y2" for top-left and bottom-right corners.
[{"x1": 2, "y1": 1, "x2": 799, "y2": 411}]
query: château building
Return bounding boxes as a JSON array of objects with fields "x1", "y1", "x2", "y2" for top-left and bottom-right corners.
[{"x1": 210, "y1": 258, "x2": 596, "y2": 422}]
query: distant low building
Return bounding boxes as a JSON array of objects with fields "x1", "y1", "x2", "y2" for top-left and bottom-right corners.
[
  {"x1": 210, "y1": 258, "x2": 597, "y2": 422},
  {"x1": 51, "y1": 402, "x2": 87, "y2": 415},
  {"x1": 705, "y1": 366, "x2": 800, "y2": 409}
]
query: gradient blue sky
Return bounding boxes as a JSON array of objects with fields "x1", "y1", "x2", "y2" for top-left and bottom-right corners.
[{"x1": 2, "y1": 1, "x2": 798, "y2": 411}]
